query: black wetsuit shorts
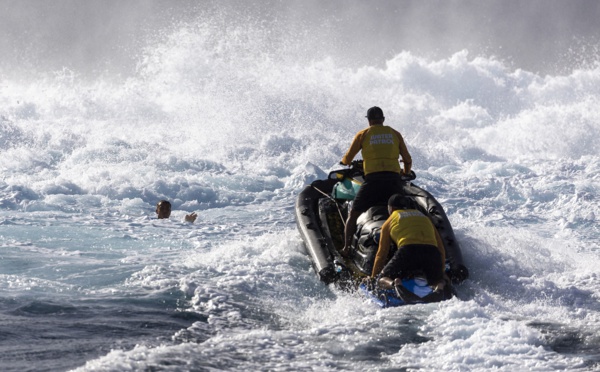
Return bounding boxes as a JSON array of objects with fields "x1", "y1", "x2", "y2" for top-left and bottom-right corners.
[
  {"x1": 380, "y1": 244, "x2": 444, "y2": 284},
  {"x1": 352, "y1": 171, "x2": 403, "y2": 213}
]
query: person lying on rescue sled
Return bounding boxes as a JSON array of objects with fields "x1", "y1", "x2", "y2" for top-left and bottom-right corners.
[{"x1": 371, "y1": 194, "x2": 447, "y2": 293}]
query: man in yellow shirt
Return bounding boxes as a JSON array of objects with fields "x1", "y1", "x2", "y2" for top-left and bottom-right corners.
[
  {"x1": 371, "y1": 194, "x2": 446, "y2": 292},
  {"x1": 340, "y1": 107, "x2": 412, "y2": 257}
]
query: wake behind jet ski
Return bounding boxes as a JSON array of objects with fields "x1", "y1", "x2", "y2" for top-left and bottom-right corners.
[{"x1": 295, "y1": 160, "x2": 468, "y2": 307}]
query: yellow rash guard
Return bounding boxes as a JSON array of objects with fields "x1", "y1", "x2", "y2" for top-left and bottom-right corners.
[
  {"x1": 371, "y1": 209, "x2": 446, "y2": 277},
  {"x1": 341, "y1": 124, "x2": 412, "y2": 175}
]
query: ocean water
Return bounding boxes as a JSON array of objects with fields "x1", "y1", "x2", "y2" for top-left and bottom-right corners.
[{"x1": 1, "y1": 3, "x2": 600, "y2": 371}]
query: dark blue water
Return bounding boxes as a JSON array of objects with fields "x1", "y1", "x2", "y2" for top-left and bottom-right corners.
[{"x1": 1, "y1": 2, "x2": 600, "y2": 371}]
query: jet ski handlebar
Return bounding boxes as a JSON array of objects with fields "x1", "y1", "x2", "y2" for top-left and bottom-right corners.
[
  {"x1": 400, "y1": 170, "x2": 417, "y2": 182},
  {"x1": 335, "y1": 160, "x2": 416, "y2": 181}
]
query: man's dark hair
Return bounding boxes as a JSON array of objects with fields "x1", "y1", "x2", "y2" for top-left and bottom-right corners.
[
  {"x1": 388, "y1": 193, "x2": 414, "y2": 209},
  {"x1": 157, "y1": 200, "x2": 171, "y2": 208},
  {"x1": 366, "y1": 106, "x2": 385, "y2": 120}
]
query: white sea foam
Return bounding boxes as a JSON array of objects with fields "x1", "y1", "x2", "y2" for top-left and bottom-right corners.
[{"x1": 1, "y1": 7, "x2": 599, "y2": 371}]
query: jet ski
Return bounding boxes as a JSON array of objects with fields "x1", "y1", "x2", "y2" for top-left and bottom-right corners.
[{"x1": 295, "y1": 160, "x2": 469, "y2": 307}]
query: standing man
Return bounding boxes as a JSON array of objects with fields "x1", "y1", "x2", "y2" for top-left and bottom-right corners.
[{"x1": 340, "y1": 106, "x2": 412, "y2": 257}]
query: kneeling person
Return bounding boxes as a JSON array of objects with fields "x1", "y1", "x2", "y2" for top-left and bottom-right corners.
[{"x1": 371, "y1": 194, "x2": 446, "y2": 292}]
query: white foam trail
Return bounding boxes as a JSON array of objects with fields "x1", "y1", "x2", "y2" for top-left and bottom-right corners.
[{"x1": 1, "y1": 12, "x2": 599, "y2": 371}]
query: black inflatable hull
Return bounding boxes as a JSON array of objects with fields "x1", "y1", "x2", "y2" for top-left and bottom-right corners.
[
  {"x1": 295, "y1": 178, "x2": 339, "y2": 283},
  {"x1": 295, "y1": 176, "x2": 468, "y2": 286}
]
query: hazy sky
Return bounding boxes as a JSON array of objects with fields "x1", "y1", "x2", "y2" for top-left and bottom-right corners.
[{"x1": 1, "y1": 0, "x2": 599, "y2": 79}]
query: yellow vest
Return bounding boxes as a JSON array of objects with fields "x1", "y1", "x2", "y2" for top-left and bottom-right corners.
[
  {"x1": 361, "y1": 125, "x2": 402, "y2": 175},
  {"x1": 389, "y1": 209, "x2": 438, "y2": 247}
]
